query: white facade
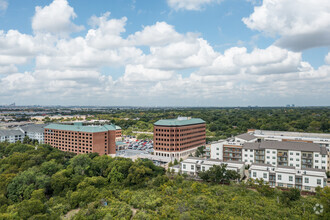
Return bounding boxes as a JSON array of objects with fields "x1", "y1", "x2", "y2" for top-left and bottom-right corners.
[
  {"x1": 249, "y1": 164, "x2": 327, "y2": 191},
  {"x1": 0, "y1": 130, "x2": 24, "y2": 143},
  {"x1": 210, "y1": 141, "x2": 225, "y2": 160},
  {"x1": 17, "y1": 124, "x2": 47, "y2": 144},
  {"x1": 242, "y1": 148, "x2": 255, "y2": 164},
  {"x1": 179, "y1": 157, "x2": 245, "y2": 179},
  {"x1": 243, "y1": 141, "x2": 328, "y2": 171}
]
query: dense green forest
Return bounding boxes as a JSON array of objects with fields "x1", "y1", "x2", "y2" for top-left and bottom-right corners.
[
  {"x1": 89, "y1": 107, "x2": 330, "y2": 141},
  {"x1": 0, "y1": 142, "x2": 329, "y2": 219}
]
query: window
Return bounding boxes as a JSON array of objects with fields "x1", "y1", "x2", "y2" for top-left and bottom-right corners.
[
  {"x1": 272, "y1": 162, "x2": 276, "y2": 165},
  {"x1": 290, "y1": 158, "x2": 293, "y2": 161},
  {"x1": 296, "y1": 159, "x2": 299, "y2": 161},
  {"x1": 263, "y1": 173, "x2": 267, "y2": 178},
  {"x1": 296, "y1": 153, "x2": 300, "y2": 156},
  {"x1": 191, "y1": 165, "x2": 194, "y2": 170},
  {"x1": 216, "y1": 153, "x2": 219, "y2": 155},
  {"x1": 216, "y1": 148, "x2": 219, "y2": 150},
  {"x1": 315, "y1": 166, "x2": 318, "y2": 169},
  {"x1": 250, "y1": 155, "x2": 253, "y2": 157},
  {"x1": 272, "y1": 151, "x2": 276, "y2": 154},
  {"x1": 322, "y1": 161, "x2": 326, "y2": 163},
  {"x1": 202, "y1": 166, "x2": 205, "y2": 171},
  {"x1": 183, "y1": 164, "x2": 186, "y2": 169},
  {"x1": 287, "y1": 184, "x2": 293, "y2": 188},
  {"x1": 278, "y1": 175, "x2": 282, "y2": 180},
  {"x1": 245, "y1": 154, "x2": 248, "y2": 157},
  {"x1": 289, "y1": 176, "x2": 293, "y2": 181},
  {"x1": 267, "y1": 151, "x2": 270, "y2": 153},
  {"x1": 253, "y1": 172, "x2": 256, "y2": 177},
  {"x1": 304, "y1": 178, "x2": 309, "y2": 183},
  {"x1": 317, "y1": 179, "x2": 321, "y2": 185},
  {"x1": 267, "y1": 156, "x2": 270, "y2": 159},
  {"x1": 315, "y1": 160, "x2": 319, "y2": 163},
  {"x1": 290, "y1": 164, "x2": 293, "y2": 166},
  {"x1": 304, "y1": 186, "x2": 310, "y2": 190},
  {"x1": 290, "y1": 152, "x2": 293, "y2": 155},
  {"x1": 272, "y1": 157, "x2": 276, "y2": 159},
  {"x1": 296, "y1": 164, "x2": 299, "y2": 167},
  {"x1": 315, "y1": 154, "x2": 319, "y2": 157},
  {"x1": 278, "y1": 183, "x2": 283, "y2": 187}
]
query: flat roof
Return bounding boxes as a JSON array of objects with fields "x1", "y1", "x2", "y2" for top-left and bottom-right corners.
[
  {"x1": 45, "y1": 123, "x2": 117, "y2": 133},
  {"x1": 243, "y1": 141, "x2": 326, "y2": 154},
  {"x1": 236, "y1": 133, "x2": 257, "y2": 141},
  {"x1": 154, "y1": 118, "x2": 205, "y2": 127}
]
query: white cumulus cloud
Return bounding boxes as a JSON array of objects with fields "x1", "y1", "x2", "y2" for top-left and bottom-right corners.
[
  {"x1": 32, "y1": 0, "x2": 84, "y2": 35},
  {"x1": 243, "y1": 0, "x2": 330, "y2": 51}
]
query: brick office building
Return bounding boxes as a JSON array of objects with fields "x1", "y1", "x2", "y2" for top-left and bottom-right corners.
[
  {"x1": 153, "y1": 117, "x2": 206, "y2": 160},
  {"x1": 44, "y1": 123, "x2": 121, "y2": 155}
]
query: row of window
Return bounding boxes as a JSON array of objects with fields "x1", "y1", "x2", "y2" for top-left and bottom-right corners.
[{"x1": 253, "y1": 172, "x2": 323, "y2": 185}]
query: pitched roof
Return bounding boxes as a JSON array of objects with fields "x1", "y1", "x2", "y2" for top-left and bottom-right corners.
[
  {"x1": 154, "y1": 118, "x2": 205, "y2": 126},
  {"x1": 236, "y1": 133, "x2": 257, "y2": 141},
  {"x1": 19, "y1": 124, "x2": 47, "y2": 133},
  {"x1": 0, "y1": 130, "x2": 24, "y2": 137},
  {"x1": 45, "y1": 123, "x2": 118, "y2": 133},
  {"x1": 243, "y1": 141, "x2": 326, "y2": 154}
]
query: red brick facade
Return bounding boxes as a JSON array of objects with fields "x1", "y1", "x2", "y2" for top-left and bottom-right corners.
[
  {"x1": 44, "y1": 129, "x2": 116, "y2": 155},
  {"x1": 153, "y1": 123, "x2": 206, "y2": 159}
]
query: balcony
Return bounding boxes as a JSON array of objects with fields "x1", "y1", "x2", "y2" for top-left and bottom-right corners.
[
  {"x1": 255, "y1": 156, "x2": 265, "y2": 160},
  {"x1": 255, "y1": 151, "x2": 265, "y2": 156},
  {"x1": 278, "y1": 158, "x2": 288, "y2": 162}
]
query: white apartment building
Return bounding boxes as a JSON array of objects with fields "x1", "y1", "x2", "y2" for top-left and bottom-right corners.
[
  {"x1": 211, "y1": 133, "x2": 257, "y2": 161},
  {"x1": 177, "y1": 157, "x2": 245, "y2": 179},
  {"x1": 17, "y1": 124, "x2": 47, "y2": 144},
  {"x1": 249, "y1": 164, "x2": 327, "y2": 192},
  {"x1": 243, "y1": 141, "x2": 328, "y2": 171},
  {"x1": 0, "y1": 130, "x2": 24, "y2": 143}
]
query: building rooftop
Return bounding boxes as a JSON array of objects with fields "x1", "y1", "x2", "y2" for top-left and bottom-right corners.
[
  {"x1": 252, "y1": 129, "x2": 330, "y2": 140},
  {"x1": 45, "y1": 123, "x2": 118, "y2": 133},
  {"x1": 0, "y1": 129, "x2": 24, "y2": 137},
  {"x1": 236, "y1": 133, "x2": 257, "y2": 141},
  {"x1": 243, "y1": 141, "x2": 326, "y2": 154},
  {"x1": 154, "y1": 118, "x2": 205, "y2": 127},
  {"x1": 18, "y1": 124, "x2": 47, "y2": 133}
]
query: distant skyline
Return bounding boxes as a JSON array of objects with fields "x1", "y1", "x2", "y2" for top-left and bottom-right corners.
[{"x1": 0, "y1": 0, "x2": 329, "y2": 106}]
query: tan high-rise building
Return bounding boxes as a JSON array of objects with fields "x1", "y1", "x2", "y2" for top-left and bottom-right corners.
[
  {"x1": 153, "y1": 117, "x2": 206, "y2": 160},
  {"x1": 44, "y1": 123, "x2": 121, "y2": 155}
]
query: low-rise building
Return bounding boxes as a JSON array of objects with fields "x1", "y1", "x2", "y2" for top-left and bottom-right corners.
[
  {"x1": 0, "y1": 130, "x2": 24, "y2": 143},
  {"x1": 249, "y1": 164, "x2": 327, "y2": 192},
  {"x1": 177, "y1": 157, "x2": 245, "y2": 179},
  {"x1": 211, "y1": 133, "x2": 257, "y2": 161},
  {"x1": 243, "y1": 141, "x2": 328, "y2": 170},
  {"x1": 17, "y1": 124, "x2": 47, "y2": 144}
]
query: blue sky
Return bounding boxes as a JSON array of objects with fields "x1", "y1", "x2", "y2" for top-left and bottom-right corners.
[{"x1": 0, "y1": 0, "x2": 329, "y2": 106}]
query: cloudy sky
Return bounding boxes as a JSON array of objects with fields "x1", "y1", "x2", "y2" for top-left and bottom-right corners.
[{"x1": 0, "y1": 0, "x2": 329, "y2": 106}]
